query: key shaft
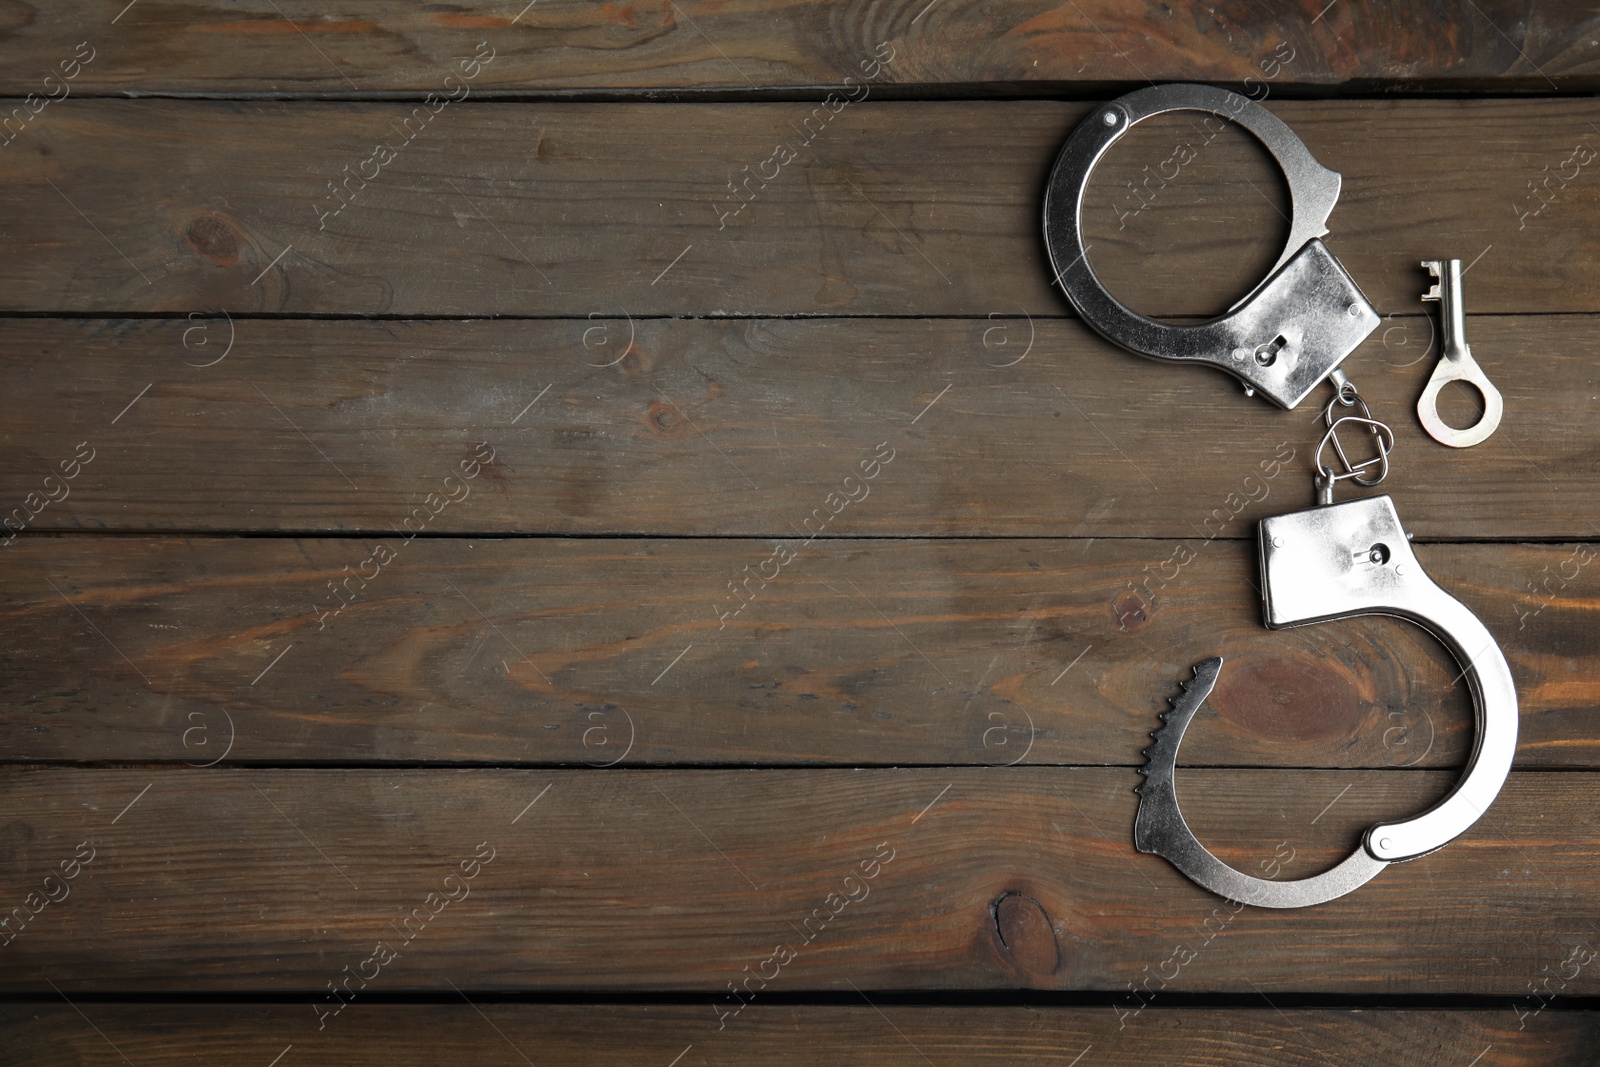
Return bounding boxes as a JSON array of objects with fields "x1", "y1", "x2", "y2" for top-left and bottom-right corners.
[{"x1": 1421, "y1": 258, "x2": 1471, "y2": 361}]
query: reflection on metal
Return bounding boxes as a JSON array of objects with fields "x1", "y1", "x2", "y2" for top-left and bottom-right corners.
[
  {"x1": 1043, "y1": 83, "x2": 1378, "y2": 409},
  {"x1": 1136, "y1": 496, "x2": 1518, "y2": 907},
  {"x1": 1417, "y1": 258, "x2": 1504, "y2": 447}
]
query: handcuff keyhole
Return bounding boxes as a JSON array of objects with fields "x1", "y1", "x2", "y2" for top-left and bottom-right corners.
[
  {"x1": 1369, "y1": 543, "x2": 1391, "y2": 565},
  {"x1": 1254, "y1": 335, "x2": 1286, "y2": 367}
]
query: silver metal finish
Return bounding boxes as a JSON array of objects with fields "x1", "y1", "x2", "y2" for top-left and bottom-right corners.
[
  {"x1": 1135, "y1": 496, "x2": 1519, "y2": 907},
  {"x1": 1417, "y1": 259, "x2": 1503, "y2": 447},
  {"x1": 1042, "y1": 83, "x2": 1379, "y2": 409},
  {"x1": 1135, "y1": 657, "x2": 1390, "y2": 908},
  {"x1": 1315, "y1": 404, "x2": 1394, "y2": 493},
  {"x1": 1260, "y1": 496, "x2": 1519, "y2": 863},
  {"x1": 1313, "y1": 369, "x2": 1393, "y2": 502}
]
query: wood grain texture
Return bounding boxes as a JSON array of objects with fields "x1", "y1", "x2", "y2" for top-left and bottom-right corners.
[
  {"x1": 0, "y1": 0, "x2": 1594, "y2": 1026},
  {"x1": 6, "y1": 536, "x2": 1596, "y2": 769},
  {"x1": 0, "y1": 1, "x2": 1597, "y2": 93},
  {"x1": 4, "y1": 1005, "x2": 1596, "y2": 1066},
  {"x1": 0, "y1": 766, "x2": 1595, "y2": 993},
  {"x1": 2, "y1": 100, "x2": 1597, "y2": 316},
  {"x1": 1, "y1": 316, "x2": 1595, "y2": 538}
]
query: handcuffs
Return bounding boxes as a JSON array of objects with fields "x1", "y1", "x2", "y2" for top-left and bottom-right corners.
[{"x1": 1043, "y1": 84, "x2": 1518, "y2": 908}]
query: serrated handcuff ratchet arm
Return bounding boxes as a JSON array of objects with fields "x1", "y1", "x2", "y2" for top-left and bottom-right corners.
[
  {"x1": 1044, "y1": 83, "x2": 1519, "y2": 908},
  {"x1": 1135, "y1": 496, "x2": 1519, "y2": 909}
]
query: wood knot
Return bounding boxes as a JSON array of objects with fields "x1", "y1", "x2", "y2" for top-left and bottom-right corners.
[
  {"x1": 182, "y1": 212, "x2": 241, "y2": 266},
  {"x1": 618, "y1": 345, "x2": 645, "y2": 377},
  {"x1": 991, "y1": 891, "x2": 1061, "y2": 978},
  {"x1": 1111, "y1": 589, "x2": 1151, "y2": 633},
  {"x1": 1212, "y1": 655, "x2": 1364, "y2": 743},
  {"x1": 646, "y1": 401, "x2": 683, "y2": 435}
]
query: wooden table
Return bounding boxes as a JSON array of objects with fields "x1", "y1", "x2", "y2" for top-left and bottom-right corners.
[{"x1": 3, "y1": 2, "x2": 1598, "y2": 1062}]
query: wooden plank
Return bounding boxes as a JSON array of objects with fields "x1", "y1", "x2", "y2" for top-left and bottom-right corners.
[
  {"x1": 4, "y1": 1004, "x2": 1596, "y2": 1066},
  {"x1": 1, "y1": 316, "x2": 1595, "y2": 538},
  {"x1": 2, "y1": 99, "x2": 1597, "y2": 316},
  {"x1": 0, "y1": 2, "x2": 1596, "y2": 94},
  {"x1": 5, "y1": 536, "x2": 1594, "y2": 769},
  {"x1": 0, "y1": 766, "x2": 1595, "y2": 993}
]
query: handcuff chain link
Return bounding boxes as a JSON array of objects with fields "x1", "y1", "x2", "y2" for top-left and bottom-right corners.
[{"x1": 1314, "y1": 378, "x2": 1394, "y2": 500}]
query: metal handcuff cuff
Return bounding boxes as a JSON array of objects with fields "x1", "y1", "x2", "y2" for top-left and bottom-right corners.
[{"x1": 1042, "y1": 84, "x2": 1518, "y2": 908}]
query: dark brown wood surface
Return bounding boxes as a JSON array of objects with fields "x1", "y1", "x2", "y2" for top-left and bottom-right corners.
[
  {"x1": 0, "y1": 315, "x2": 1595, "y2": 539},
  {"x1": 2, "y1": 2, "x2": 1598, "y2": 1058},
  {"x1": 1, "y1": 1, "x2": 1597, "y2": 93},
  {"x1": 5, "y1": 1005, "x2": 1596, "y2": 1066},
  {"x1": 8, "y1": 536, "x2": 1598, "y2": 769},
  {"x1": 3, "y1": 100, "x2": 1597, "y2": 317},
  {"x1": 0, "y1": 766, "x2": 1595, "y2": 994}
]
